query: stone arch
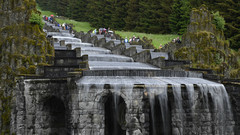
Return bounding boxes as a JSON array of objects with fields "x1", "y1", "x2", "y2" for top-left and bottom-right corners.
[
  {"x1": 93, "y1": 84, "x2": 127, "y2": 135},
  {"x1": 41, "y1": 96, "x2": 69, "y2": 135},
  {"x1": 104, "y1": 92, "x2": 127, "y2": 135},
  {"x1": 94, "y1": 84, "x2": 129, "y2": 107}
]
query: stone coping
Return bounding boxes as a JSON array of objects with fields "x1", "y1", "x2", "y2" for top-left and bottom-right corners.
[{"x1": 82, "y1": 70, "x2": 203, "y2": 78}]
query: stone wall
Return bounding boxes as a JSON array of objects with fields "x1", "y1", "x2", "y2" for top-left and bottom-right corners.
[
  {"x1": 224, "y1": 82, "x2": 240, "y2": 134},
  {"x1": 0, "y1": 0, "x2": 54, "y2": 133},
  {"x1": 12, "y1": 77, "x2": 237, "y2": 135},
  {"x1": 12, "y1": 78, "x2": 70, "y2": 135}
]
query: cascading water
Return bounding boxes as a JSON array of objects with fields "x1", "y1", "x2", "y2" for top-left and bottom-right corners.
[
  {"x1": 76, "y1": 76, "x2": 234, "y2": 135},
  {"x1": 197, "y1": 84, "x2": 234, "y2": 135},
  {"x1": 172, "y1": 84, "x2": 184, "y2": 135},
  {"x1": 157, "y1": 85, "x2": 169, "y2": 135}
]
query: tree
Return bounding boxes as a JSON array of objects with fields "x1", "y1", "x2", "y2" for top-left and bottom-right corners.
[
  {"x1": 124, "y1": 0, "x2": 140, "y2": 31},
  {"x1": 157, "y1": 0, "x2": 173, "y2": 34},
  {"x1": 169, "y1": 0, "x2": 191, "y2": 34},
  {"x1": 86, "y1": 0, "x2": 105, "y2": 28},
  {"x1": 217, "y1": 0, "x2": 240, "y2": 49},
  {"x1": 135, "y1": 0, "x2": 151, "y2": 32},
  {"x1": 110, "y1": 0, "x2": 128, "y2": 30}
]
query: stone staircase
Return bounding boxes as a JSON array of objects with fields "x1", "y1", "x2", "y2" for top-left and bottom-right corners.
[{"x1": 39, "y1": 21, "x2": 193, "y2": 78}]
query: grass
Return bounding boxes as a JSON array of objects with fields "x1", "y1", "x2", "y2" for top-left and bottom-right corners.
[
  {"x1": 37, "y1": 5, "x2": 178, "y2": 48},
  {"x1": 55, "y1": 19, "x2": 93, "y2": 33},
  {"x1": 115, "y1": 31, "x2": 179, "y2": 48}
]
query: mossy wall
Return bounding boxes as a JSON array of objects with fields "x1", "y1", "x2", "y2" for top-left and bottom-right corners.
[
  {"x1": 174, "y1": 5, "x2": 240, "y2": 79},
  {"x1": 0, "y1": 0, "x2": 54, "y2": 134}
]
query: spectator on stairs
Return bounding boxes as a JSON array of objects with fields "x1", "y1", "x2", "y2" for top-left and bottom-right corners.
[{"x1": 124, "y1": 37, "x2": 128, "y2": 43}]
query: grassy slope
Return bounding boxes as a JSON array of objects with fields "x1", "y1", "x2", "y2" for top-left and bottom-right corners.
[
  {"x1": 115, "y1": 31, "x2": 179, "y2": 48},
  {"x1": 37, "y1": 6, "x2": 178, "y2": 48}
]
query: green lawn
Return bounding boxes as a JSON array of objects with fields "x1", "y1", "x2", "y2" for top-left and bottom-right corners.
[
  {"x1": 55, "y1": 19, "x2": 93, "y2": 33},
  {"x1": 37, "y1": 6, "x2": 178, "y2": 48},
  {"x1": 115, "y1": 31, "x2": 179, "y2": 48}
]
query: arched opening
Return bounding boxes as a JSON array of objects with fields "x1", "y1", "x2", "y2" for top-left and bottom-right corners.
[
  {"x1": 43, "y1": 96, "x2": 67, "y2": 135},
  {"x1": 104, "y1": 93, "x2": 126, "y2": 135}
]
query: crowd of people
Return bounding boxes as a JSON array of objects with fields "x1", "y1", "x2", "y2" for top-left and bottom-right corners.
[
  {"x1": 172, "y1": 37, "x2": 181, "y2": 44},
  {"x1": 43, "y1": 15, "x2": 54, "y2": 23},
  {"x1": 43, "y1": 15, "x2": 72, "y2": 33},
  {"x1": 92, "y1": 28, "x2": 114, "y2": 38},
  {"x1": 124, "y1": 35, "x2": 140, "y2": 43}
]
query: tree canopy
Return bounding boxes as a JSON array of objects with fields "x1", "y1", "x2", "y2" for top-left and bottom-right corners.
[{"x1": 37, "y1": 0, "x2": 240, "y2": 49}]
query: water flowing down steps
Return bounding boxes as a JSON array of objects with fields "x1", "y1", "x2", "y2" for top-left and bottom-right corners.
[
  {"x1": 16, "y1": 20, "x2": 235, "y2": 135},
  {"x1": 43, "y1": 21, "x2": 191, "y2": 78}
]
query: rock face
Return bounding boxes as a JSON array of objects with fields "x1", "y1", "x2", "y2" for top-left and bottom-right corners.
[
  {"x1": 0, "y1": 0, "x2": 54, "y2": 133},
  {"x1": 162, "y1": 5, "x2": 240, "y2": 78}
]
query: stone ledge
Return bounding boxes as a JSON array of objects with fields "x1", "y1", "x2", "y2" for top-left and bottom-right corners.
[{"x1": 82, "y1": 70, "x2": 203, "y2": 78}]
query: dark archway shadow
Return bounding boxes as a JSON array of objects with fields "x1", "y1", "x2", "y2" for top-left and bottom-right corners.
[
  {"x1": 104, "y1": 93, "x2": 126, "y2": 135},
  {"x1": 43, "y1": 96, "x2": 68, "y2": 135},
  {"x1": 148, "y1": 93, "x2": 172, "y2": 135}
]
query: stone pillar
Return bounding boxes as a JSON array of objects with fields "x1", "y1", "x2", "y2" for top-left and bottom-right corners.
[
  {"x1": 66, "y1": 44, "x2": 72, "y2": 50},
  {"x1": 125, "y1": 87, "x2": 144, "y2": 135},
  {"x1": 36, "y1": 66, "x2": 45, "y2": 75},
  {"x1": 53, "y1": 38, "x2": 58, "y2": 43},
  {"x1": 60, "y1": 40, "x2": 65, "y2": 46},
  {"x1": 75, "y1": 48, "x2": 81, "y2": 58}
]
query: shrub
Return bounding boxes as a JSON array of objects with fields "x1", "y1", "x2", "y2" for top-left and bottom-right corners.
[
  {"x1": 29, "y1": 11, "x2": 44, "y2": 30},
  {"x1": 212, "y1": 11, "x2": 225, "y2": 31}
]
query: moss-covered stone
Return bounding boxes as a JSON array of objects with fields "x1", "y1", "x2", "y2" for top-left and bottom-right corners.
[
  {"x1": 172, "y1": 5, "x2": 240, "y2": 78},
  {"x1": 0, "y1": 0, "x2": 54, "y2": 133}
]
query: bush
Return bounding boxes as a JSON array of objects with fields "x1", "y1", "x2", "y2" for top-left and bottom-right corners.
[
  {"x1": 29, "y1": 11, "x2": 44, "y2": 30},
  {"x1": 212, "y1": 11, "x2": 225, "y2": 31}
]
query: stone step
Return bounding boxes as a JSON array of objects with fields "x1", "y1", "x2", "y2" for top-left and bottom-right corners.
[
  {"x1": 47, "y1": 32, "x2": 74, "y2": 37},
  {"x1": 150, "y1": 52, "x2": 169, "y2": 60},
  {"x1": 54, "y1": 46, "x2": 67, "y2": 50},
  {"x1": 88, "y1": 54, "x2": 134, "y2": 62},
  {"x1": 53, "y1": 36, "x2": 81, "y2": 43},
  {"x1": 113, "y1": 40, "x2": 121, "y2": 45},
  {"x1": 55, "y1": 50, "x2": 76, "y2": 58},
  {"x1": 59, "y1": 29, "x2": 70, "y2": 33},
  {"x1": 136, "y1": 48, "x2": 154, "y2": 53},
  {"x1": 88, "y1": 61, "x2": 159, "y2": 70},
  {"x1": 125, "y1": 45, "x2": 142, "y2": 49},
  {"x1": 54, "y1": 57, "x2": 87, "y2": 66},
  {"x1": 43, "y1": 65, "x2": 80, "y2": 78},
  {"x1": 66, "y1": 42, "x2": 93, "y2": 47},
  {"x1": 79, "y1": 47, "x2": 112, "y2": 55},
  {"x1": 82, "y1": 70, "x2": 202, "y2": 78},
  {"x1": 91, "y1": 33, "x2": 96, "y2": 37},
  {"x1": 96, "y1": 35, "x2": 105, "y2": 39}
]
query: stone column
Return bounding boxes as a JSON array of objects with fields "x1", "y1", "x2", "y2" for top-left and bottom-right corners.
[
  {"x1": 66, "y1": 44, "x2": 72, "y2": 50},
  {"x1": 75, "y1": 48, "x2": 81, "y2": 58},
  {"x1": 125, "y1": 87, "x2": 144, "y2": 135},
  {"x1": 60, "y1": 40, "x2": 65, "y2": 46}
]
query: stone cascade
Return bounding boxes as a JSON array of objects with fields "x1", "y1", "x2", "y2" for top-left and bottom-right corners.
[
  {"x1": 42, "y1": 21, "x2": 162, "y2": 77},
  {"x1": 12, "y1": 20, "x2": 236, "y2": 135},
  {"x1": 72, "y1": 76, "x2": 234, "y2": 135}
]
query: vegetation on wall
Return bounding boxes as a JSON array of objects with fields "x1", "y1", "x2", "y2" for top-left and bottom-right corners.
[
  {"x1": 0, "y1": 0, "x2": 54, "y2": 133},
  {"x1": 29, "y1": 11, "x2": 44, "y2": 30},
  {"x1": 173, "y1": 5, "x2": 240, "y2": 78},
  {"x1": 212, "y1": 11, "x2": 225, "y2": 31}
]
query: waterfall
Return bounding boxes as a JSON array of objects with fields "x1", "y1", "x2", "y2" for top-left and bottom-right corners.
[
  {"x1": 75, "y1": 77, "x2": 234, "y2": 135},
  {"x1": 198, "y1": 84, "x2": 234, "y2": 135},
  {"x1": 149, "y1": 90, "x2": 156, "y2": 135},
  {"x1": 158, "y1": 85, "x2": 169, "y2": 135},
  {"x1": 172, "y1": 84, "x2": 183, "y2": 135}
]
